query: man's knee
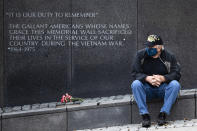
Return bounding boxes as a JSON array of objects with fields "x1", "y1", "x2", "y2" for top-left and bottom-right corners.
[
  {"x1": 168, "y1": 80, "x2": 181, "y2": 91},
  {"x1": 131, "y1": 80, "x2": 143, "y2": 90}
]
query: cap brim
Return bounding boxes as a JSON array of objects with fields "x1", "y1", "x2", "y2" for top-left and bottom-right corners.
[{"x1": 144, "y1": 42, "x2": 155, "y2": 47}]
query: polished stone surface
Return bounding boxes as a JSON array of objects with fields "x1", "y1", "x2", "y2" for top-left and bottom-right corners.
[
  {"x1": 4, "y1": 0, "x2": 72, "y2": 106},
  {"x1": 71, "y1": 0, "x2": 137, "y2": 98},
  {"x1": 138, "y1": 0, "x2": 197, "y2": 89}
]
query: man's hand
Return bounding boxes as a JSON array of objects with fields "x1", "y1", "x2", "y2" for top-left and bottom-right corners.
[
  {"x1": 153, "y1": 75, "x2": 166, "y2": 83},
  {"x1": 145, "y1": 76, "x2": 159, "y2": 86},
  {"x1": 145, "y1": 75, "x2": 166, "y2": 87},
  {"x1": 152, "y1": 75, "x2": 166, "y2": 87}
]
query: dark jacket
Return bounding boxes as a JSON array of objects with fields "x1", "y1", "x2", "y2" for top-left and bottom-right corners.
[{"x1": 131, "y1": 48, "x2": 181, "y2": 83}]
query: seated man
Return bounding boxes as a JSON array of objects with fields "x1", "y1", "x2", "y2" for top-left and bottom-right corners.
[{"x1": 131, "y1": 34, "x2": 181, "y2": 127}]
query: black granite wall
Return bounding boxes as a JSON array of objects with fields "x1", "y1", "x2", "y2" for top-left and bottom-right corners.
[
  {"x1": 70, "y1": 0, "x2": 137, "y2": 98},
  {"x1": 4, "y1": 0, "x2": 72, "y2": 106},
  {"x1": 137, "y1": 0, "x2": 197, "y2": 89},
  {"x1": 0, "y1": 0, "x2": 3, "y2": 107},
  {"x1": 1, "y1": 0, "x2": 197, "y2": 106}
]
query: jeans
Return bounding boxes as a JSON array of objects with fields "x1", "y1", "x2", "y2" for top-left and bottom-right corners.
[{"x1": 131, "y1": 80, "x2": 181, "y2": 115}]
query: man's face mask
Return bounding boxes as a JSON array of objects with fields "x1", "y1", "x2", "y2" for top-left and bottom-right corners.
[{"x1": 146, "y1": 47, "x2": 157, "y2": 56}]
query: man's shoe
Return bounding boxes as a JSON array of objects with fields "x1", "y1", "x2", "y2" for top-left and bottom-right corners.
[
  {"x1": 141, "y1": 114, "x2": 151, "y2": 128},
  {"x1": 157, "y1": 112, "x2": 167, "y2": 126}
]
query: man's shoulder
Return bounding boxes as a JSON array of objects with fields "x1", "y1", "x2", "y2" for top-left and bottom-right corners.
[
  {"x1": 135, "y1": 48, "x2": 147, "y2": 60},
  {"x1": 137, "y1": 48, "x2": 146, "y2": 55},
  {"x1": 163, "y1": 49, "x2": 176, "y2": 57}
]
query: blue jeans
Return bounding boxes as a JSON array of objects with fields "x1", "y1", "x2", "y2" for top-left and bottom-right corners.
[{"x1": 131, "y1": 80, "x2": 181, "y2": 115}]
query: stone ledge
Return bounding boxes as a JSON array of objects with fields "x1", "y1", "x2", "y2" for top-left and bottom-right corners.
[
  {"x1": 1, "y1": 94, "x2": 131, "y2": 117},
  {"x1": 2, "y1": 89, "x2": 195, "y2": 115},
  {"x1": 67, "y1": 94, "x2": 131, "y2": 112},
  {"x1": 180, "y1": 89, "x2": 196, "y2": 96},
  {"x1": 1, "y1": 94, "x2": 132, "y2": 131},
  {"x1": 178, "y1": 89, "x2": 196, "y2": 99},
  {"x1": 0, "y1": 89, "x2": 196, "y2": 131},
  {"x1": 131, "y1": 89, "x2": 196, "y2": 104},
  {"x1": 2, "y1": 106, "x2": 67, "y2": 119}
]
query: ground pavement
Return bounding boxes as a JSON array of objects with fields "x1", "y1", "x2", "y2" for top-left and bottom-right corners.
[{"x1": 77, "y1": 119, "x2": 197, "y2": 131}]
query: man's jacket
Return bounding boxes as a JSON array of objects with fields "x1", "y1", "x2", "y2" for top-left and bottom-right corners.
[{"x1": 131, "y1": 48, "x2": 181, "y2": 83}]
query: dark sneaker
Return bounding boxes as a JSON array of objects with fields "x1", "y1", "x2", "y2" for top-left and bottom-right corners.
[
  {"x1": 141, "y1": 114, "x2": 151, "y2": 128},
  {"x1": 157, "y1": 112, "x2": 167, "y2": 126}
]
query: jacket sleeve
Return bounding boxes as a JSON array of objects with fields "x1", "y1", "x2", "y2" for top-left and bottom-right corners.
[
  {"x1": 131, "y1": 52, "x2": 147, "y2": 83},
  {"x1": 164, "y1": 54, "x2": 181, "y2": 83}
]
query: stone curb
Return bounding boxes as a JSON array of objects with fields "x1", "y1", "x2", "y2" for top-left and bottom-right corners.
[
  {"x1": 1, "y1": 89, "x2": 197, "y2": 117},
  {"x1": 0, "y1": 89, "x2": 196, "y2": 131},
  {"x1": 1, "y1": 94, "x2": 131, "y2": 118}
]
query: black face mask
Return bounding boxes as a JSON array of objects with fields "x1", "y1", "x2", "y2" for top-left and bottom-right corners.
[{"x1": 146, "y1": 47, "x2": 158, "y2": 56}]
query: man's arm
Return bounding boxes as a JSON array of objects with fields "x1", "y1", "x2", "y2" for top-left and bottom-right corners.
[
  {"x1": 164, "y1": 54, "x2": 181, "y2": 83},
  {"x1": 131, "y1": 52, "x2": 147, "y2": 83}
]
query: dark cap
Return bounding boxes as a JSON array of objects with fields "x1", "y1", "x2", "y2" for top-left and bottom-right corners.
[{"x1": 144, "y1": 34, "x2": 163, "y2": 47}]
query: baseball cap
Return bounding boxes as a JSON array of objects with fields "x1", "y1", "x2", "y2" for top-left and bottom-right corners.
[{"x1": 144, "y1": 34, "x2": 163, "y2": 47}]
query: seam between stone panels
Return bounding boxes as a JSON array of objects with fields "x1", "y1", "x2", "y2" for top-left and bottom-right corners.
[
  {"x1": 67, "y1": 0, "x2": 73, "y2": 94},
  {"x1": 195, "y1": 90, "x2": 196, "y2": 118},
  {"x1": 1, "y1": 116, "x2": 3, "y2": 131},
  {"x1": 136, "y1": 0, "x2": 138, "y2": 51},
  {"x1": 130, "y1": 100, "x2": 132, "y2": 124},
  {"x1": 70, "y1": 0, "x2": 73, "y2": 93},
  {"x1": 66, "y1": 106, "x2": 68, "y2": 131},
  {"x1": 1, "y1": 0, "x2": 5, "y2": 108},
  {"x1": 0, "y1": 112, "x2": 2, "y2": 131}
]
